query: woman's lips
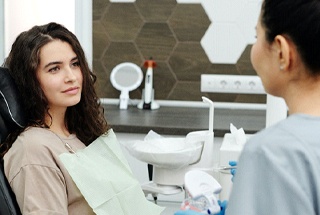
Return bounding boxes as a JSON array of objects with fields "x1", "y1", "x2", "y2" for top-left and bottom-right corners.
[{"x1": 62, "y1": 87, "x2": 80, "y2": 95}]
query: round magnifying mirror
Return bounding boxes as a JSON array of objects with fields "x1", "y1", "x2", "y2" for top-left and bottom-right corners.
[{"x1": 110, "y1": 62, "x2": 143, "y2": 109}]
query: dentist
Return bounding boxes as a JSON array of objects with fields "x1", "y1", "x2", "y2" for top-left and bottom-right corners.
[{"x1": 176, "y1": 0, "x2": 320, "y2": 214}]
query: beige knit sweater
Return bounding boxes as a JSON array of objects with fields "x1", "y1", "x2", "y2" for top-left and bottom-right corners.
[{"x1": 4, "y1": 127, "x2": 95, "y2": 215}]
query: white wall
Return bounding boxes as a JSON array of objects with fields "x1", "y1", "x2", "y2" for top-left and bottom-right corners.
[
  {"x1": 0, "y1": 0, "x2": 4, "y2": 63},
  {"x1": 3, "y1": 0, "x2": 92, "y2": 67},
  {"x1": 4, "y1": 0, "x2": 75, "y2": 57}
]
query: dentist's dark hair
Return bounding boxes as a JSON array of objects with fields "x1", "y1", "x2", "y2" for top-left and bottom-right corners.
[
  {"x1": 1, "y1": 22, "x2": 109, "y2": 156},
  {"x1": 261, "y1": 0, "x2": 320, "y2": 73}
]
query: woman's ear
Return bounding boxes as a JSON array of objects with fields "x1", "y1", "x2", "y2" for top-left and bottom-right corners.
[{"x1": 274, "y1": 35, "x2": 295, "y2": 71}]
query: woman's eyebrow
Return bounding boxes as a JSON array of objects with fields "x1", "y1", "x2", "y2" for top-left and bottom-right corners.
[
  {"x1": 71, "y1": 56, "x2": 78, "y2": 62},
  {"x1": 43, "y1": 56, "x2": 78, "y2": 69},
  {"x1": 44, "y1": 61, "x2": 62, "y2": 69}
]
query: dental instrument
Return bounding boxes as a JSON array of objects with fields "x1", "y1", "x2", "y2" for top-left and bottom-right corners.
[
  {"x1": 213, "y1": 166, "x2": 237, "y2": 171},
  {"x1": 137, "y1": 58, "x2": 160, "y2": 110},
  {"x1": 181, "y1": 170, "x2": 222, "y2": 214}
]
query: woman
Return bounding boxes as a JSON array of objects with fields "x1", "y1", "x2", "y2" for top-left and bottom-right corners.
[
  {"x1": 2, "y1": 22, "x2": 109, "y2": 214},
  {"x1": 176, "y1": 0, "x2": 320, "y2": 214},
  {"x1": 228, "y1": 0, "x2": 320, "y2": 214}
]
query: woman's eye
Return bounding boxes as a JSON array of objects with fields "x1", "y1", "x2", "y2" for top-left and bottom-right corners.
[
  {"x1": 72, "y1": 61, "x2": 80, "y2": 67},
  {"x1": 48, "y1": 66, "x2": 59, "y2": 73}
]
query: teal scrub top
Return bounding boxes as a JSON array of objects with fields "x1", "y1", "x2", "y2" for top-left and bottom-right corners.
[{"x1": 227, "y1": 114, "x2": 320, "y2": 215}]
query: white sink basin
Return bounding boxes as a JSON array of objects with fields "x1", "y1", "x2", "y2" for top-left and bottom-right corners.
[{"x1": 122, "y1": 136, "x2": 204, "y2": 169}]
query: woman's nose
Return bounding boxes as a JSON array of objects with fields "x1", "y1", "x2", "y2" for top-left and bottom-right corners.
[{"x1": 65, "y1": 68, "x2": 77, "y2": 82}]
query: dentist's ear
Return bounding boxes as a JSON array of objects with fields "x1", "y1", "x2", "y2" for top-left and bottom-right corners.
[{"x1": 274, "y1": 35, "x2": 295, "y2": 72}]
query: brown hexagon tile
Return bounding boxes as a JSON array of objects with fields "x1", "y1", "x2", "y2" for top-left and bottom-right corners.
[
  {"x1": 205, "y1": 93, "x2": 239, "y2": 103},
  {"x1": 135, "y1": 23, "x2": 177, "y2": 61},
  {"x1": 204, "y1": 92, "x2": 266, "y2": 104},
  {"x1": 93, "y1": 20, "x2": 108, "y2": 34},
  {"x1": 168, "y1": 82, "x2": 203, "y2": 101},
  {"x1": 238, "y1": 45, "x2": 252, "y2": 62},
  {"x1": 92, "y1": 59, "x2": 116, "y2": 98},
  {"x1": 93, "y1": 0, "x2": 110, "y2": 21},
  {"x1": 235, "y1": 94, "x2": 266, "y2": 104},
  {"x1": 206, "y1": 64, "x2": 240, "y2": 75},
  {"x1": 93, "y1": 21, "x2": 110, "y2": 60},
  {"x1": 102, "y1": 42, "x2": 143, "y2": 72},
  {"x1": 169, "y1": 42, "x2": 211, "y2": 81},
  {"x1": 135, "y1": 0, "x2": 177, "y2": 22},
  {"x1": 169, "y1": 4, "x2": 211, "y2": 42},
  {"x1": 128, "y1": 88, "x2": 143, "y2": 100},
  {"x1": 236, "y1": 63, "x2": 256, "y2": 76},
  {"x1": 236, "y1": 45, "x2": 256, "y2": 75},
  {"x1": 101, "y1": 3, "x2": 143, "y2": 41}
]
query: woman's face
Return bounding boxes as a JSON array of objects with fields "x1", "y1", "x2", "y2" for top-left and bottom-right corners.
[
  {"x1": 251, "y1": 15, "x2": 282, "y2": 96},
  {"x1": 37, "y1": 40, "x2": 83, "y2": 111}
]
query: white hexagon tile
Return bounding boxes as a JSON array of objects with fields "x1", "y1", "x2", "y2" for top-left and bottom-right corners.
[{"x1": 108, "y1": 0, "x2": 262, "y2": 64}]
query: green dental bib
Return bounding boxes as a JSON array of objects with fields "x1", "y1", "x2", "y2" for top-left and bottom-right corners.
[{"x1": 59, "y1": 129, "x2": 164, "y2": 215}]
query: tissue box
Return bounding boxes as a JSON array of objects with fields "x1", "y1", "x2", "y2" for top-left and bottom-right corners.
[{"x1": 219, "y1": 133, "x2": 252, "y2": 200}]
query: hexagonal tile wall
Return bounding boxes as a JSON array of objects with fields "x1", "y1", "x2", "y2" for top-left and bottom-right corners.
[
  {"x1": 101, "y1": 3, "x2": 143, "y2": 41},
  {"x1": 92, "y1": 0, "x2": 264, "y2": 103},
  {"x1": 135, "y1": 23, "x2": 177, "y2": 61},
  {"x1": 169, "y1": 4, "x2": 210, "y2": 42},
  {"x1": 135, "y1": 0, "x2": 177, "y2": 22}
]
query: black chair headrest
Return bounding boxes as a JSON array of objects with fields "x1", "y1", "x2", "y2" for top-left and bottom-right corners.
[{"x1": 0, "y1": 67, "x2": 26, "y2": 143}]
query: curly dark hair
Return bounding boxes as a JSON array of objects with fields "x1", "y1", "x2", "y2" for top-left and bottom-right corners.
[{"x1": 1, "y1": 22, "x2": 110, "y2": 155}]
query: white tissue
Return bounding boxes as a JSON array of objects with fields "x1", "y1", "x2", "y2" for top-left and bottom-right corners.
[{"x1": 229, "y1": 123, "x2": 246, "y2": 146}]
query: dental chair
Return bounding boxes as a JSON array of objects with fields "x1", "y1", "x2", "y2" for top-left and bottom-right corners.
[{"x1": 0, "y1": 67, "x2": 25, "y2": 215}]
